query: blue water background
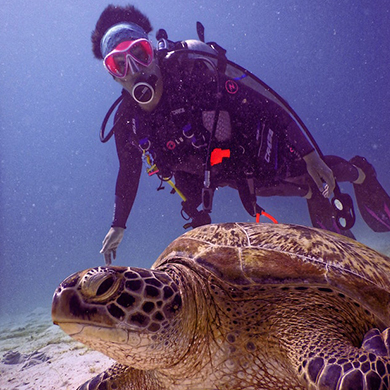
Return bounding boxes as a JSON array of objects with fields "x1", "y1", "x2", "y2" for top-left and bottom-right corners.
[{"x1": 1, "y1": 0, "x2": 389, "y2": 316}]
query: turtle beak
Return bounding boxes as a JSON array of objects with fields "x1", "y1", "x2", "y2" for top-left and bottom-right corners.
[{"x1": 52, "y1": 271, "x2": 82, "y2": 326}]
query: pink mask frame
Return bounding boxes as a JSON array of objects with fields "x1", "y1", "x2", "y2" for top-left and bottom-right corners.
[{"x1": 103, "y1": 39, "x2": 154, "y2": 78}]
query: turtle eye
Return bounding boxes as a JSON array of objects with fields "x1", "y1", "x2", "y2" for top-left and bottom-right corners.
[
  {"x1": 97, "y1": 276, "x2": 115, "y2": 296},
  {"x1": 81, "y1": 268, "x2": 120, "y2": 301}
]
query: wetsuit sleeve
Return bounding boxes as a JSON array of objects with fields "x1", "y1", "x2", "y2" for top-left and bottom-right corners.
[{"x1": 111, "y1": 111, "x2": 142, "y2": 229}]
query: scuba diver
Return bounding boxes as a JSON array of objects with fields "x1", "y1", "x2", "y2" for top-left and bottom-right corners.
[{"x1": 92, "y1": 4, "x2": 390, "y2": 264}]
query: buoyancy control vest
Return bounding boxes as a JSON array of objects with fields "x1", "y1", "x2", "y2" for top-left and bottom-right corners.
[{"x1": 100, "y1": 22, "x2": 356, "y2": 230}]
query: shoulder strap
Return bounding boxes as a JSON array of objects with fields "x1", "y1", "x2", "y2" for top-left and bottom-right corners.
[{"x1": 100, "y1": 93, "x2": 124, "y2": 143}]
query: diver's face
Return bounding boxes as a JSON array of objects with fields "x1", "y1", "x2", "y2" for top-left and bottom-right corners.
[{"x1": 103, "y1": 39, "x2": 163, "y2": 104}]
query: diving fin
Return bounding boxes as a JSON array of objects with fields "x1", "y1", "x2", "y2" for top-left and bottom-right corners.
[
  {"x1": 350, "y1": 156, "x2": 390, "y2": 232},
  {"x1": 307, "y1": 187, "x2": 355, "y2": 239}
]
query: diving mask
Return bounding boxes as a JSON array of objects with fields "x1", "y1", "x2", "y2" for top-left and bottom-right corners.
[{"x1": 103, "y1": 39, "x2": 154, "y2": 79}]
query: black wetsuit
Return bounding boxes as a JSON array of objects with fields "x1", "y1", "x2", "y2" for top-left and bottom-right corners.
[{"x1": 110, "y1": 54, "x2": 320, "y2": 229}]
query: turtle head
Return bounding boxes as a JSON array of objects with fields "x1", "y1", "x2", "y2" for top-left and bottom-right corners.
[{"x1": 52, "y1": 266, "x2": 183, "y2": 367}]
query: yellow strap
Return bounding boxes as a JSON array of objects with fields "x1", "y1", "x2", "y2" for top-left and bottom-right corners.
[
  {"x1": 143, "y1": 150, "x2": 187, "y2": 202},
  {"x1": 166, "y1": 179, "x2": 187, "y2": 202}
]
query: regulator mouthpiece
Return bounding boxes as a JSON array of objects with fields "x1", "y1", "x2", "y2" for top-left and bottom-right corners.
[{"x1": 132, "y1": 74, "x2": 158, "y2": 105}]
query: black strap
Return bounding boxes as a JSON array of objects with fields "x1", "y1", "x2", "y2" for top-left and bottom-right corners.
[
  {"x1": 201, "y1": 42, "x2": 228, "y2": 214},
  {"x1": 100, "y1": 94, "x2": 124, "y2": 143},
  {"x1": 237, "y1": 175, "x2": 264, "y2": 217}
]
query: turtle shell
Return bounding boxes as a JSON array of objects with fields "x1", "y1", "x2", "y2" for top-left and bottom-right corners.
[{"x1": 153, "y1": 222, "x2": 390, "y2": 326}]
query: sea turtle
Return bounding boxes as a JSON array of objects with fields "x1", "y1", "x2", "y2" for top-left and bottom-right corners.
[{"x1": 52, "y1": 222, "x2": 390, "y2": 390}]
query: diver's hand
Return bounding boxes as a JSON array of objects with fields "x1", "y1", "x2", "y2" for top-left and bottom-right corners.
[
  {"x1": 303, "y1": 151, "x2": 335, "y2": 198},
  {"x1": 100, "y1": 227, "x2": 125, "y2": 265}
]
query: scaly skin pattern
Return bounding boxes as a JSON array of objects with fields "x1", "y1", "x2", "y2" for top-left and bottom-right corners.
[{"x1": 52, "y1": 223, "x2": 390, "y2": 389}]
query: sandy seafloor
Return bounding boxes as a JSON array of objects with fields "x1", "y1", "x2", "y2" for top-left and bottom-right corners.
[{"x1": 0, "y1": 307, "x2": 114, "y2": 390}]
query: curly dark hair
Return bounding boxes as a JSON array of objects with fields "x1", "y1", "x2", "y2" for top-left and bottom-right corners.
[{"x1": 91, "y1": 4, "x2": 153, "y2": 59}]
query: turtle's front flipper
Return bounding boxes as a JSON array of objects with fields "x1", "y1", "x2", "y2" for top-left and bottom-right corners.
[
  {"x1": 300, "y1": 328, "x2": 390, "y2": 390},
  {"x1": 76, "y1": 363, "x2": 152, "y2": 390}
]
